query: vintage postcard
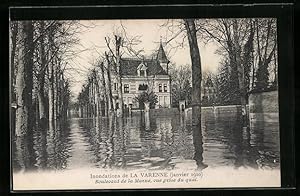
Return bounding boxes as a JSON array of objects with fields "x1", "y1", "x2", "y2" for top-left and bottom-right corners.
[{"x1": 10, "y1": 18, "x2": 280, "y2": 190}]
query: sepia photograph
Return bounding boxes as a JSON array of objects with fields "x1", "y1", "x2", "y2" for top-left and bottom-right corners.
[{"x1": 10, "y1": 18, "x2": 280, "y2": 190}]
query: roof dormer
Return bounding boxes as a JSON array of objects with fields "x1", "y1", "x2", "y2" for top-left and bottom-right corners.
[{"x1": 137, "y1": 62, "x2": 148, "y2": 77}]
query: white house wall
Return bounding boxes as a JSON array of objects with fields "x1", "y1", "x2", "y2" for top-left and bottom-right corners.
[{"x1": 109, "y1": 75, "x2": 171, "y2": 109}]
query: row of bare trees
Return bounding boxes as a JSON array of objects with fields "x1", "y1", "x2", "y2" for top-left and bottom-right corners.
[
  {"x1": 77, "y1": 24, "x2": 145, "y2": 118},
  {"x1": 164, "y1": 18, "x2": 277, "y2": 118},
  {"x1": 77, "y1": 35, "x2": 124, "y2": 118},
  {"x1": 11, "y1": 20, "x2": 79, "y2": 136},
  {"x1": 162, "y1": 18, "x2": 277, "y2": 127},
  {"x1": 197, "y1": 18, "x2": 277, "y2": 105}
]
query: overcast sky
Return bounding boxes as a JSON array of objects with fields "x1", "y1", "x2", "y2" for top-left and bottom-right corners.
[{"x1": 66, "y1": 19, "x2": 221, "y2": 97}]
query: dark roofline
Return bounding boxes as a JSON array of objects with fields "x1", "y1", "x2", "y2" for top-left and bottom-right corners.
[{"x1": 120, "y1": 57, "x2": 168, "y2": 76}]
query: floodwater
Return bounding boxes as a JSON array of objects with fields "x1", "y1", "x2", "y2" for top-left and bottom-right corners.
[{"x1": 12, "y1": 113, "x2": 280, "y2": 173}]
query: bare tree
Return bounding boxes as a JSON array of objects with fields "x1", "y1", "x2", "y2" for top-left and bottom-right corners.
[
  {"x1": 99, "y1": 62, "x2": 109, "y2": 116},
  {"x1": 169, "y1": 65, "x2": 192, "y2": 107},
  {"x1": 104, "y1": 52, "x2": 115, "y2": 113},
  {"x1": 115, "y1": 35, "x2": 124, "y2": 117},
  {"x1": 254, "y1": 18, "x2": 277, "y2": 90},
  {"x1": 197, "y1": 19, "x2": 256, "y2": 126},
  {"x1": 10, "y1": 21, "x2": 19, "y2": 102},
  {"x1": 232, "y1": 19, "x2": 248, "y2": 124},
  {"x1": 184, "y1": 19, "x2": 202, "y2": 126},
  {"x1": 36, "y1": 21, "x2": 47, "y2": 121},
  {"x1": 15, "y1": 21, "x2": 34, "y2": 136},
  {"x1": 103, "y1": 24, "x2": 144, "y2": 117},
  {"x1": 104, "y1": 36, "x2": 124, "y2": 116},
  {"x1": 48, "y1": 23, "x2": 55, "y2": 131}
]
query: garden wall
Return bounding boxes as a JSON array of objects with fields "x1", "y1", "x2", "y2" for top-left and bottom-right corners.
[{"x1": 248, "y1": 90, "x2": 279, "y2": 123}]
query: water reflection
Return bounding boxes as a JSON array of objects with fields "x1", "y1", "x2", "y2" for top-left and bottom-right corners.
[
  {"x1": 13, "y1": 113, "x2": 280, "y2": 172},
  {"x1": 191, "y1": 123, "x2": 207, "y2": 170},
  {"x1": 13, "y1": 120, "x2": 71, "y2": 172}
]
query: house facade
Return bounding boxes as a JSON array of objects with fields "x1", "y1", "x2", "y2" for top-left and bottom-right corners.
[{"x1": 111, "y1": 43, "x2": 171, "y2": 110}]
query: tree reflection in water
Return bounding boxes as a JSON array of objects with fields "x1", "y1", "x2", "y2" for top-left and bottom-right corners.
[
  {"x1": 190, "y1": 123, "x2": 207, "y2": 170},
  {"x1": 12, "y1": 113, "x2": 280, "y2": 172}
]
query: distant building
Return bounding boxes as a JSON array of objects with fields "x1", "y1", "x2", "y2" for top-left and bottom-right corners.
[{"x1": 111, "y1": 42, "x2": 171, "y2": 109}]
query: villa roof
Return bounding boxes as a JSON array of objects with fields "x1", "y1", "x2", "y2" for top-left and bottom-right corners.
[{"x1": 120, "y1": 58, "x2": 168, "y2": 76}]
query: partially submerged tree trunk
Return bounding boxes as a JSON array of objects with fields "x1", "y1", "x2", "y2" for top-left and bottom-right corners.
[
  {"x1": 105, "y1": 52, "x2": 115, "y2": 113},
  {"x1": 48, "y1": 62, "x2": 55, "y2": 132},
  {"x1": 48, "y1": 26, "x2": 55, "y2": 132},
  {"x1": 99, "y1": 62, "x2": 109, "y2": 116},
  {"x1": 37, "y1": 21, "x2": 47, "y2": 121},
  {"x1": 273, "y1": 43, "x2": 278, "y2": 86},
  {"x1": 10, "y1": 21, "x2": 18, "y2": 103},
  {"x1": 53, "y1": 64, "x2": 58, "y2": 129},
  {"x1": 94, "y1": 78, "x2": 101, "y2": 118},
  {"x1": 10, "y1": 21, "x2": 19, "y2": 137},
  {"x1": 15, "y1": 21, "x2": 34, "y2": 136},
  {"x1": 232, "y1": 20, "x2": 248, "y2": 127},
  {"x1": 184, "y1": 19, "x2": 202, "y2": 126},
  {"x1": 115, "y1": 35, "x2": 124, "y2": 117}
]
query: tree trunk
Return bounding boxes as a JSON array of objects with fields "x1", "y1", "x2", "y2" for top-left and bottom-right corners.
[
  {"x1": 273, "y1": 43, "x2": 278, "y2": 85},
  {"x1": 53, "y1": 66, "x2": 58, "y2": 129},
  {"x1": 100, "y1": 62, "x2": 109, "y2": 116},
  {"x1": 184, "y1": 19, "x2": 202, "y2": 126},
  {"x1": 105, "y1": 53, "x2": 114, "y2": 113},
  {"x1": 10, "y1": 21, "x2": 18, "y2": 103},
  {"x1": 95, "y1": 80, "x2": 101, "y2": 118},
  {"x1": 10, "y1": 21, "x2": 19, "y2": 136},
  {"x1": 15, "y1": 21, "x2": 34, "y2": 136},
  {"x1": 233, "y1": 19, "x2": 248, "y2": 127},
  {"x1": 251, "y1": 49, "x2": 255, "y2": 90},
  {"x1": 115, "y1": 36, "x2": 124, "y2": 117},
  {"x1": 48, "y1": 28, "x2": 55, "y2": 132},
  {"x1": 37, "y1": 76, "x2": 46, "y2": 119},
  {"x1": 48, "y1": 62, "x2": 54, "y2": 132},
  {"x1": 37, "y1": 21, "x2": 47, "y2": 121}
]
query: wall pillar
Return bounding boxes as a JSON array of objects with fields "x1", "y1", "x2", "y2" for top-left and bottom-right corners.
[
  {"x1": 144, "y1": 101, "x2": 150, "y2": 112},
  {"x1": 144, "y1": 101, "x2": 150, "y2": 130}
]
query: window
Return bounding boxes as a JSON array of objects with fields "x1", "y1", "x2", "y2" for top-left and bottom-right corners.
[
  {"x1": 164, "y1": 96, "x2": 167, "y2": 107},
  {"x1": 124, "y1": 84, "x2": 129, "y2": 93},
  {"x1": 140, "y1": 70, "x2": 145, "y2": 76},
  {"x1": 164, "y1": 84, "x2": 167, "y2": 92},
  {"x1": 159, "y1": 84, "x2": 162, "y2": 92},
  {"x1": 114, "y1": 83, "x2": 118, "y2": 91}
]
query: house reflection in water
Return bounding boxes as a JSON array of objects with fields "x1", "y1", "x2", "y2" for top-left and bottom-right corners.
[{"x1": 12, "y1": 112, "x2": 280, "y2": 172}]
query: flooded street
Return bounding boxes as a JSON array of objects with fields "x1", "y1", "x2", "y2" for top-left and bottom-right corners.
[
  {"x1": 12, "y1": 113, "x2": 280, "y2": 173},
  {"x1": 10, "y1": 17, "x2": 284, "y2": 190}
]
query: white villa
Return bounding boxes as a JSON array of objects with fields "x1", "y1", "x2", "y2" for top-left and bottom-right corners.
[{"x1": 111, "y1": 42, "x2": 171, "y2": 109}]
